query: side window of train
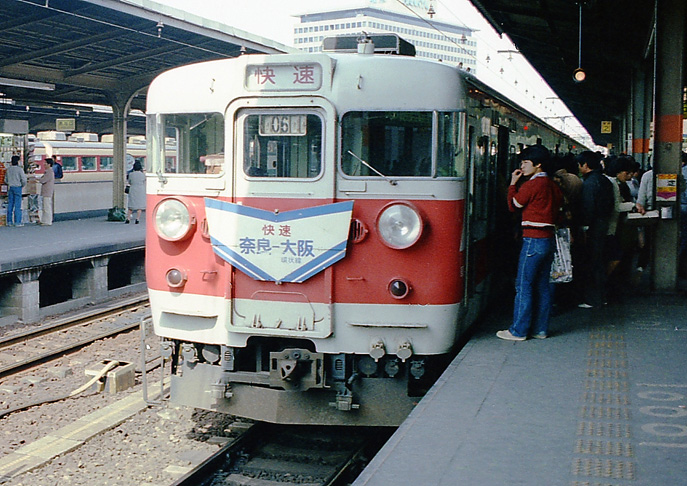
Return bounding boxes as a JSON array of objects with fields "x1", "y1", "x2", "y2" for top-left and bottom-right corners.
[
  {"x1": 477, "y1": 136, "x2": 489, "y2": 219},
  {"x1": 241, "y1": 112, "x2": 322, "y2": 178},
  {"x1": 100, "y1": 157, "x2": 113, "y2": 171},
  {"x1": 341, "y1": 111, "x2": 432, "y2": 177},
  {"x1": 61, "y1": 156, "x2": 78, "y2": 172},
  {"x1": 82, "y1": 156, "x2": 97, "y2": 171},
  {"x1": 161, "y1": 112, "x2": 224, "y2": 175},
  {"x1": 436, "y1": 112, "x2": 466, "y2": 178}
]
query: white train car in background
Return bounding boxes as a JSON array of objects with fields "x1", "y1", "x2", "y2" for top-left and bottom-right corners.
[{"x1": 30, "y1": 131, "x2": 149, "y2": 218}]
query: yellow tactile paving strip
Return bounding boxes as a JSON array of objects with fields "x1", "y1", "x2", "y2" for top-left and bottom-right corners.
[{"x1": 0, "y1": 386, "x2": 164, "y2": 480}]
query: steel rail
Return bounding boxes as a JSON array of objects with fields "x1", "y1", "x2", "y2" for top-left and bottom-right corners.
[
  {"x1": 171, "y1": 423, "x2": 265, "y2": 486},
  {"x1": 0, "y1": 320, "x2": 146, "y2": 380},
  {"x1": 0, "y1": 293, "x2": 149, "y2": 349}
]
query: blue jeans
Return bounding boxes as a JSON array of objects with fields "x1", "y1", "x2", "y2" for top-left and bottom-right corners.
[
  {"x1": 510, "y1": 237, "x2": 555, "y2": 337},
  {"x1": 7, "y1": 186, "x2": 22, "y2": 225}
]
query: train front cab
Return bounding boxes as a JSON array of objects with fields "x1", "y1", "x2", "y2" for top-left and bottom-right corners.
[{"x1": 145, "y1": 53, "x2": 505, "y2": 426}]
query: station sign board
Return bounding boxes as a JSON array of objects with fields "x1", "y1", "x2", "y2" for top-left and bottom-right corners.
[
  {"x1": 657, "y1": 173, "x2": 677, "y2": 202},
  {"x1": 56, "y1": 118, "x2": 76, "y2": 131}
]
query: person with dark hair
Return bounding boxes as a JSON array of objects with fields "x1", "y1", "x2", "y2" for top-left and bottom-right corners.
[
  {"x1": 551, "y1": 154, "x2": 583, "y2": 307},
  {"x1": 125, "y1": 160, "x2": 146, "y2": 224},
  {"x1": 38, "y1": 158, "x2": 55, "y2": 225},
  {"x1": 6, "y1": 155, "x2": 27, "y2": 226},
  {"x1": 635, "y1": 167, "x2": 654, "y2": 273},
  {"x1": 576, "y1": 151, "x2": 614, "y2": 308},
  {"x1": 627, "y1": 159, "x2": 642, "y2": 201},
  {"x1": 680, "y1": 152, "x2": 687, "y2": 276},
  {"x1": 497, "y1": 145, "x2": 563, "y2": 341},
  {"x1": 552, "y1": 154, "x2": 583, "y2": 224},
  {"x1": 605, "y1": 155, "x2": 635, "y2": 297}
]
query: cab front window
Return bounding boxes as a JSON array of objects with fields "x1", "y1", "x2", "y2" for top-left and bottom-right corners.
[
  {"x1": 150, "y1": 112, "x2": 224, "y2": 175},
  {"x1": 341, "y1": 111, "x2": 465, "y2": 178},
  {"x1": 240, "y1": 112, "x2": 322, "y2": 179},
  {"x1": 341, "y1": 111, "x2": 432, "y2": 177}
]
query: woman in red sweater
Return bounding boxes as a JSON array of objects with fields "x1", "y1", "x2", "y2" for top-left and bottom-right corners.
[{"x1": 497, "y1": 145, "x2": 563, "y2": 341}]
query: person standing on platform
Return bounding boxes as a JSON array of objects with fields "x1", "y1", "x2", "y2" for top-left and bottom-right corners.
[
  {"x1": 679, "y1": 152, "x2": 687, "y2": 277},
  {"x1": 6, "y1": 155, "x2": 27, "y2": 227},
  {"x1": 551, "y1": 155, "x2": 583, "y2": 308},
  {"x1": 497, "y1": 145, "x2": 563, "y2": 341},
  {"x1": 635, "y1": 168, "x2": 654, "y2": 273},
  {"x1": 125, "y1": 160, "x2": 146, "y2": 224},
  {"x1": 38, "y1": 158, "x2": 55, "y2": 226},
  {"x1": 627, "y1": 160, "x2": 642, "y2": 201},
  {"x1": 577, "y1": 151, "x2": 614, "y2": 308},
  {"x1": 605, "y1": 156, "x2": 635, "y2": 299},
  {"x1": 52, "y1": 157, "x2": 63, "y2": 180}
]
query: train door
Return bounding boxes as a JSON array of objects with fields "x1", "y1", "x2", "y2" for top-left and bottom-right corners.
[
  {"x1": 463, "y1": 115, "x2": 493, "y2": 318},
  {"x1": 463, "y1": 123, "x2": 479, "y2": 303},
  {"x1": 222, "y1": 97, "x2": 340, "y2": 339}
]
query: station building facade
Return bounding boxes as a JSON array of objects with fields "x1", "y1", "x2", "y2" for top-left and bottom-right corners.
[{"x1": 293, "y1": 3, "x2": 477, "y2": 72}]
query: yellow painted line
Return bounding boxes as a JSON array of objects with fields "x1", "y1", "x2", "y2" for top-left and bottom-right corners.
[
  {"x1": 639, "y1": 442, "x2": 687, "y2": 448},
  {"x1": 0, "y1": 380, "x2": 169, "y2": 479}
]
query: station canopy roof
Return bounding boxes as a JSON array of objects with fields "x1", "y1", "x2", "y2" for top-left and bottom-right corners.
[
  {"x1": 0, "y1": 0, "x2": 291, "y2": 134},
  {"x1": 469, "y1": 0, "x2": 660, "y2": 147}
]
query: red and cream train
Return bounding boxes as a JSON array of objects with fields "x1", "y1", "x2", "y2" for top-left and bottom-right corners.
[{"x1": 144, "y1": 35, "x2": 583, "y2": 426}]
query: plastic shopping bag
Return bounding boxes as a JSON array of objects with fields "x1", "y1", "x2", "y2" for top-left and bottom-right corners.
[{"x1": 550, "y1": 227, "x2": 573, "y2": 283}]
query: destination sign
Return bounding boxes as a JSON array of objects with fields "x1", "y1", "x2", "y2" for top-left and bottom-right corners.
[{"x1": 245, "y1": 63, "x2": 322, "y2": 91}]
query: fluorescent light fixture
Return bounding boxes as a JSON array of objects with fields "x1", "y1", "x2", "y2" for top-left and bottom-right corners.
[{"x1": 0, "y1": 77, "x2": 55, "y2": 91}]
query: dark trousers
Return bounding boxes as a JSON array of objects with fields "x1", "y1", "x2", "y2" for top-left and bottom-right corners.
[{"x1": 580, "y1": 223, "x2": 608, "y2": 307}]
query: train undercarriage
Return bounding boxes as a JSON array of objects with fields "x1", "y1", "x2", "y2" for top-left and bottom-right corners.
[{"x1": 162, "y1": 338, "x2": 448, "y2": 426}]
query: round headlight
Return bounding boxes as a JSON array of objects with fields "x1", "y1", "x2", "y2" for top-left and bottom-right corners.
[
  {"x1": 154, "y1": 198, "x2": 195, "y2": 241},
  {"x1": 377, "y1": 203, "x2": 423, "y2": 249},
  {"x1": 165, "y1": 268, "x2": 187, "y2": 288}
]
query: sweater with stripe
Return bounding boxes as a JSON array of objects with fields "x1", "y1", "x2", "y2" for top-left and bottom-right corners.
[{"x1": 508, "y1": 172, "x2": 563, "y2": 238}]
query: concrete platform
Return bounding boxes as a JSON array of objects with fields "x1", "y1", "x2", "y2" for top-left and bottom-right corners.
[
  {"x1": 0, "y1": 216, "x2": 145, "y2": 275},
  {"x1": 354, "y1": 294, "x2": 687, "y2": 486},
  {"x1": 0, "y1": 216, "x2": 145, "y2": 324}
]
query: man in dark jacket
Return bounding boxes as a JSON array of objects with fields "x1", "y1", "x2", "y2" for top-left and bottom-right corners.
[{"x1": 577, "y1": 151, "x2": 614, "y2": 308}]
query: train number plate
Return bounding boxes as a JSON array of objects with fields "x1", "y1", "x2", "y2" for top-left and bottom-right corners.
[{"x1": 259, "y1": 115, "x2": 307, "y2": 136}]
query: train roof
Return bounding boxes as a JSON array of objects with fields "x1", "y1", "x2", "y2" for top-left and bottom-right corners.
[
  {"x1": 147, "y1": 51, "x2": 466, "y2": 113},
  {"x1": 459, "y1": 70, "x2": 586, "y2": 149}
]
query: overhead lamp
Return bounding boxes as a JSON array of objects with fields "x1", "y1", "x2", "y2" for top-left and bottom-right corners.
[
  {"x1": 0, "y1": 76, "x2": 55, "y2": 91},
  {"x1": 427, "y1": 0, "x2": 435, "y2": 18},
  {"x1": 573, "y1": 67, "x2": 586, "y2": 82},
  {"x1": 573, "y1": 2, "x2": 586, "y2": 83}
]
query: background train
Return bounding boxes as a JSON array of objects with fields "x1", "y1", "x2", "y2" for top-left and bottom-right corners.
[
  {"x1": 145, "y1": 34, "x2": 584, "y2": 426},
  {"x1": 28, "y1": 131, "x2": 170, "y2": 219}
]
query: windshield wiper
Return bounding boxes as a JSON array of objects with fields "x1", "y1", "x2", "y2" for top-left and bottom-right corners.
[{"x1": 347, "y1": 150, "x2": 397, "y2": 186}]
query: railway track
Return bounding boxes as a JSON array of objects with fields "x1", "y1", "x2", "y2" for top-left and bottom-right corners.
[
  {"x1": 0, "y1": 294, "x2": 150, "y2": 379},
  {"x1": 173, "y1": 423, "x2": 393, "y2": 486}
]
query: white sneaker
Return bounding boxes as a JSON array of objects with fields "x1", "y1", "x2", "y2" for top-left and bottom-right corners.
[
  {"x1": 496, "y1": 330, "x2": 526, "y2": 341},
  {"x1": 578, "y1": 303, "x2": 594, "y2": 309}
]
